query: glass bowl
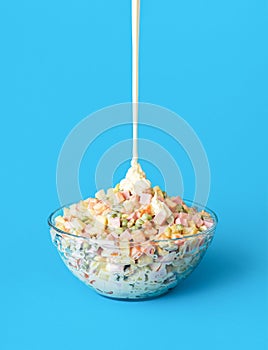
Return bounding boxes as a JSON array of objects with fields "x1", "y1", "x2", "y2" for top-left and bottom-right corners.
[{"x1": 48, "y1": 200, "x2": 218, "y2": 300}]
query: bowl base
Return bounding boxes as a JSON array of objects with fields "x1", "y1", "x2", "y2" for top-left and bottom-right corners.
[{"x1": 98, "y1": 288, "x2": 175, "y2": 301}]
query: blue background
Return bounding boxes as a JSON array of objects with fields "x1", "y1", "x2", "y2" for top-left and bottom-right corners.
[{"x1": 1, "y1": 0, "x2": 267, "y2": 349}]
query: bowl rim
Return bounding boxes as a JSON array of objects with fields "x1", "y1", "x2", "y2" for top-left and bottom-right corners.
[{"x1": 48, "y1": 199, "x2": 218, "y2": 244}]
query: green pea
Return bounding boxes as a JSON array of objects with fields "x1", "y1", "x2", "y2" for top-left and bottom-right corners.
[
  {"x1": 121, "y1": 219, "x2": 128, "y2": 227},
  {"x1": 141, "y1": 213, "x2": 152, "y2": 221},
  {"x1": 135, "y1": 219, "x2": 144, "y2": 228}
]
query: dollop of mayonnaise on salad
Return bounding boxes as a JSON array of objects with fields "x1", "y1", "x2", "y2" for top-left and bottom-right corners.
[
  {"x1": 119, "y1": 160, "x2": 151, "y2": 195},
  {"x1": 119, "y1": 161, "x2": 172, "y2": 221}
]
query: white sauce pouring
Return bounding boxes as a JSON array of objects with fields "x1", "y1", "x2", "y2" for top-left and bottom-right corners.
[
  {"x1": 120, "y1": 0, "x2": 171, "y2": 223},
  {"x1": 131, "y1": 0, "x2": 140, "y2": 164}
]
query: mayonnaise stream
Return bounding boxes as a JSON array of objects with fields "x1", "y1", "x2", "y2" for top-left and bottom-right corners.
[
  {"x1": 132, "y1": 0, "x2": 140, "y2": 162},
  {"x1": 120, "y1": 1, "x2": 170, "y2": 218}
]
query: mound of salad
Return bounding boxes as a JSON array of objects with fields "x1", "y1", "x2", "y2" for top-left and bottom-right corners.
[{"x1": 51, "y1": 161, "x2": 215, "y2": 299}]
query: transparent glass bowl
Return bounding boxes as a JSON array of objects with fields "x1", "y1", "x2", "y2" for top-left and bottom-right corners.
[{"x1": 48, "y1": 200, "x2": 218, "y2": 300}]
